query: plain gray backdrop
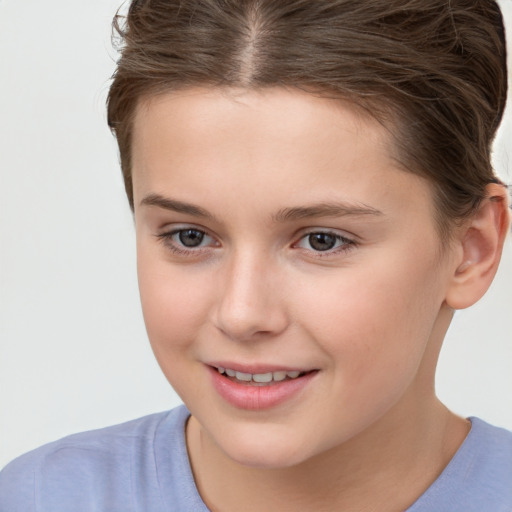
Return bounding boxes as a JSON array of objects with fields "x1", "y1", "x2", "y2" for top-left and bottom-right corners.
[{"x1": 1, "y1": 0, "x2": 511, "y2": 468}]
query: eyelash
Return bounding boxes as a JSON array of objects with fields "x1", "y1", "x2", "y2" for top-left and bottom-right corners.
[
  {"x1": 156, "y1": 228, "x2": 216, "y2": 256},
  {"x1": 155, "y1": 227, "x2": 356, "y2": 257},
  {"x1": 294, "y1": 231, "x2": 356, "y2": 256}
]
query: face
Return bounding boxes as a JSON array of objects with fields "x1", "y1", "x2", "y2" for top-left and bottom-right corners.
[{"x1": 132, "y1": 87, "x2": 458, "y2": 469}]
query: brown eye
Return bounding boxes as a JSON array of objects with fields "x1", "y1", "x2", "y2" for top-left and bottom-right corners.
[
  {"x1": 295, "y1": 230, "x2": 355, "y2": 255},
  {"x1": 156, "y1": 226, "x2": 218, "y2": 255},
  {"x1": 178, "y1": 229, "x2": 205, "y2": 247},
  {"x1": 308, "y1": 233, "x2": 337, "y2": 251}
]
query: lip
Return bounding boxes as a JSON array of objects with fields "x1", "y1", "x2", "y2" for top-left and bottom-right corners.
[
  {"x1": 207, "y1": 364, "x2": 318, "y2": 410},
  {"x1": 208, "y1": 361, "x2": 310, "y2": 374}
]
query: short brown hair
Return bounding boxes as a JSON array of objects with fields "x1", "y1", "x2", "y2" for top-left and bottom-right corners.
[{"x1": 107, "y1": 0, "x2": 507, "y2": 237}]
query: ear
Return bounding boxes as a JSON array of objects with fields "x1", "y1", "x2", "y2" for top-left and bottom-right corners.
[{"x1": 445, "y1": 183, "x2": 511, "y2": 310}]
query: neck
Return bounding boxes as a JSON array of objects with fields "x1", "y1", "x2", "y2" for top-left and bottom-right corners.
[{"x1": 186, "y1": 394, "x2": 470, "y2": 512}]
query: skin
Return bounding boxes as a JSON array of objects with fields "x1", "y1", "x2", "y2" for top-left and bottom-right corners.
[{"x1": 131, "y1": 87, "x2": 508, "y2": 511}]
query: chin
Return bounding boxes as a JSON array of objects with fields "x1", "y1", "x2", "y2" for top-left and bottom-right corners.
[{"x1": 214, "y1": 427, "x2": 317, "y2": 469}]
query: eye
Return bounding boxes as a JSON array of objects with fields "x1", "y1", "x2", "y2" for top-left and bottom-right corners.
[
  {"x1": 295, "y1": 231, "x2": 354, "y2": 253},
  {"x1": 156, "y1": 227, "x2": 218, "y2": 254},
  {"x1": 176, "y1": 228, "x2": 208, "y2": 248}
]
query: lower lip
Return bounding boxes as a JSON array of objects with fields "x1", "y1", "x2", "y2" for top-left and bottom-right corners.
[{"x1": 208, "y1": 366, "x2": 317, "y2": 410}]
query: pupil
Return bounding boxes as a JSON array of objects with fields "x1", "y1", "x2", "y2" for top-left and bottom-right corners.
[
  {"x1": 179, "y1": 229, "x2": 204, "y2": 247},
  {"x1": 309, "y1": 233, "x2": 336, "y2": 251}
]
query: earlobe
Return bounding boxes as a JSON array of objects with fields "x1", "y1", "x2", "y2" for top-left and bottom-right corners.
[{"x1": 445, "y1": 183, "x2": 511, "y2": 310}]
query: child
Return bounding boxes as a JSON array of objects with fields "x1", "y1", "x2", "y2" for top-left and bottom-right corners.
[{"x1": 1, "y1": 0, "x2": 511, "y2": 510}]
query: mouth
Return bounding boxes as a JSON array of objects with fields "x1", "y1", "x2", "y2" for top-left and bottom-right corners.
[
  {"x1": 214, "y1": 366, "x2": 312, "y2": 386},
  {"x1": 208, "y1": 364, "x2": 318, "y2": 410},
  {"x1": 207, "y1": 362, "x2": 320, "y2": 411}
]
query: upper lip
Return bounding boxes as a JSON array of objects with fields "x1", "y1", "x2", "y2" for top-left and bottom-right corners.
[{"x1": 207, "y1": 362, "x2": 315, "y2": 374}]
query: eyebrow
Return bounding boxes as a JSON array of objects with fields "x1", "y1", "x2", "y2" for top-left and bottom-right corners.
[
  {"x1": 140, "y1": 194, "x2": 217, "y2": 221},
  {"x1": 140, "y1": 193, "x2": 383, "y2": 223},
  {"x1": 272, "y1": 202, "x2": 383, "y2": 222}
]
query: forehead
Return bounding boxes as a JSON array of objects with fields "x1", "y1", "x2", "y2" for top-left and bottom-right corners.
[
  {"x1": 133, "y1": 86, "x2": 384, "y2": 149},
  {"x1": 130, "y1": 87, "x2": 435, "y2": 226}
]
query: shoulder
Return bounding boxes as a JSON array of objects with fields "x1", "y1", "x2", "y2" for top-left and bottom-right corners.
[
  {"x1": 409, "y1": 417, "x2": 512, "y2": 512},
  {"x1": 0, "y1": 406, "x2": 191, "y2": 512},
  {"x1": 463, "y1": 418, "x2": 512, "y2": 501}
]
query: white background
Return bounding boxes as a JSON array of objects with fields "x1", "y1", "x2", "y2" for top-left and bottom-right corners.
[{"x1": 1, "y1": 0, "x2": 511, "y2": 468}]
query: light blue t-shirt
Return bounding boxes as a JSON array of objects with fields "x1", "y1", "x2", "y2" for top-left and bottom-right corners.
[{"x1": 1, "y1": 405, "x2": 511, "y2": 511}]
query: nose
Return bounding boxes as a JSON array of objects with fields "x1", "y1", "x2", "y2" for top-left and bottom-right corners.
[{"x1": 213, "y1": 250, "x2": 289, "y2": 341}]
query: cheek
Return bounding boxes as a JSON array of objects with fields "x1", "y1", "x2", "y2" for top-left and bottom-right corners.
[
  {"x1": 291, "y1": 253, "x2": 445, "y2": 388},
  {"x1": 136, "y1": 244, "x2": 212, "y2": 359}
]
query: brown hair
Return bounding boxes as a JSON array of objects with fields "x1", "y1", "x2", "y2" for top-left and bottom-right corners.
[{"x1": 107, "y1": 0, "x2": 508, "y2": 237}]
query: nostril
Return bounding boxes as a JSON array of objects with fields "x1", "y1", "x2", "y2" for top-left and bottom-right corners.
[{"x1": 214, "y1": 297, "x2": 289, "y2": 341}]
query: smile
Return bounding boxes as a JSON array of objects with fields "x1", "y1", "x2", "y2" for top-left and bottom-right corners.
[
  {"x1": 216, "y1": 366, "x2": 306, "y2": 385},
  {"x1": 209, "y1": 365, "x2": 318, "y2": 410}
]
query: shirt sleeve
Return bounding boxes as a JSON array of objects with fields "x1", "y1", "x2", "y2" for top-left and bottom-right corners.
[{"x1": 0, "y1": 452, "x2": 37, "y2": 512}]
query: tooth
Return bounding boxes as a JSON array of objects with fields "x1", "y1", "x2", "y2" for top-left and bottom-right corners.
[
  {"x1": 235, "y1": 371, "x2": 252, "y2": 382},
  {"x1": 273, "y1": 371, "x2": 287, "y2": 381},
  {"x1": 226, "y1": 369, "x2": 236, "y2": 377},
  {"x1": 253, "y1": 372, "x2": 273, "y2": 383},
  {"x1": 286, "y1": 371, "x2": 300, "y2": 379},
  {"x1": 217, "y1": 367, "x2": 225, "y2": 374}
]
